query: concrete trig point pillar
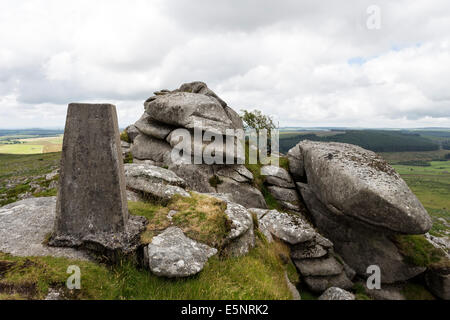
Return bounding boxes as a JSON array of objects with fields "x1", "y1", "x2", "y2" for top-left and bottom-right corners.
[{"x1": 49, "y1": 103, "x2": 146, "y2": 255}]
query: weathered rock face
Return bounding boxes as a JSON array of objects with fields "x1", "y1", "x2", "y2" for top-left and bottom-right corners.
[
  {"x1": 249, "y1": 208, "x2": 353, "y2": 293},
  {"x1": 147, "y1": 227, "x2": 217, "y2": 278},
  {"x1": 298, "y1": 182, "x2": 426, "y2": 283},
  {"x1": 124, "y1": 163, "x2": 189, "y2": 201},
  {"x1": 256, "y1": 209, "x2": 316, "y2": 245},
  {"x1": 0, "y1": 197, "x2": 90, "y2": 260},
  {"x1": 318, "y1": 287, "x2": 355, "y2": 300},
  {"x1": 131, "y1": 134, "x2": 172, "y2": 164},
  {"x1": 207, "y1": 193, "x2": 255, "y2": 256},
  {"x1": 49, "y1": 103, "x2": 147, "y2": 255},
  {"x1": 289, "y1": 140, "x2": 433, "y2": 283},
  {"x1": 125, "y1": 124, "x2": 140, "y2": 143},
  {"x1": 297, "y1": 140, "x2": 431, "y2": 234},
  {"x1": 146, "y1": 92, "x2": 235, "y2": 136},
  {"x1": 134, "y1": 113, "x2": 174, "y2": 140},
  {"x1": 261, "y1": 165, "x2": 301, "y2": 212},
  {"x1": 425, "y1": 266, "x2": 450, "y2": 300},
  {"x1": 128, "y1": 82, "x2": 266, "y2": 209}
]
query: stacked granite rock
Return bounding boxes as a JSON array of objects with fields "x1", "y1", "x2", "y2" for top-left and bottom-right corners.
[
  {"x1": 249, "y1": 208, "x2": 354, "y2": 293},
  {"x1": 125, "y1": 82, "x2": 266, "y2": 209},
  {"x1": 122, "y1": 163, "x2": 256, "y2": 276},
  {"x1": 288, "y1": 140, "x2": 434, "y2": 285},
  {"x1": 260, "y1": 165, "x2": 303, "y2": 213}
]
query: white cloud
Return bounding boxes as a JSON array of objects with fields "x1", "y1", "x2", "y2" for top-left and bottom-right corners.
[{"x1": 0, "y1": 0, "x2": 449, "y2": 128}]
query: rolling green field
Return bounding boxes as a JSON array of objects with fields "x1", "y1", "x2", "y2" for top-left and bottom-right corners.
[
  {"x1": 391, "y1": 160, "x2": 450, "y2": 237},
  {"x1": 0, "y1": 135, "x2": 63, "y2": 154}
]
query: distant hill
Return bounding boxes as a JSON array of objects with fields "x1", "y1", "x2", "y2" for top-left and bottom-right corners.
[
  {"x1": 279, "y1": 130, "x2": 440, "y2": 153},
  {"x1": 0, "y1": 129, "x2": 63, "y2": 138}
]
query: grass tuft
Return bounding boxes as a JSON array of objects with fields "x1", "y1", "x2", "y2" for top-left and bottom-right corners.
[{"x1": 394, "y1": 234, "x2": 445, "y2": 267}]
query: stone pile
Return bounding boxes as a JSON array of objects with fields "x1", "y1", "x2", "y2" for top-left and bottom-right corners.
[
  {"x1": 249, "y1": 208, "x2": 354, "y2": 292},
  {"x1": 260, "y1": 165, "x2": 302, "y2": 212},
  {"x1": 124, "y1": 81, "x2": 266, "y2": 209}
]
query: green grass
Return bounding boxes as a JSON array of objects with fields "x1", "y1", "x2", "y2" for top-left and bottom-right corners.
[
  {"x1": 394, "y1": 235, "x2": 445, "y2": 268},
  {"x1": 0, "y1": 135, "x2": 63, "y2": 154},
  {"x1": 0, "y1": 238, "x2": 295, "y2": 300},
  {"x1": 113, "y1": 239, "x2": 294, "y2": 300},
  {"x1": 0, "y1": 153, "x2": 61, "y2": 180},
  {"x1": 0, "y1": 153, "x2": 60, "y2": 206},
  {"x1": 120, "y1": 130, "x2": 130, "y2": 143},
  {"x1": 402, "y1": 283, "x2": 435, "y2": 300},
  {"x1": 0, "y1": 144, "x2": 44, "y2": 154},
  {"x1": 243, "y1": 141, "x2": 285, "y2": 211},
  {"x1": 0, "y1": 252, "x2": 119, "y2": 300},
  {"x1": 352, "y1": 282, "x2": 371, "y2": 300},
  {"x1": 129, "y1": 193, "x2": 232, "y2": 249},
  {"x1": 391, "y1": 160, "x2": 450, "y2": 237}
]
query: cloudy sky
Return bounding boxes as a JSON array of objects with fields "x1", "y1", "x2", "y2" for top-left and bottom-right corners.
[{"x1": 0, "y1": 0, "x2": 449, "y2": 129}]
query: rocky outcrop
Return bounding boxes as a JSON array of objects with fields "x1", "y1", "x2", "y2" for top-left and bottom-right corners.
[
  {"x1": 124, "y1": 163, "x2": 190, "y2": 201},
  {"x1": 146, "y1": 227, "x2": 217, "y2": 278},
  {"x1": 294, "y1": 141, "x2": 431, "y2": 233},
  {"x1": 425, "y1": 265, "x2": 450, "y2": 300},
  {"x1": 0, "y1": 197, "x2": 91, "y2": 260},
  {"x1": 318, "y1": 287, "x2": 355, "y2": 300},
  {"x1": 208, "y1": 193, "x2": 255, "y2": 256},
  {"x1": 288, "y1": 141, "x2": 433, "y2": 283},
  {"x1": 127, "y1": 81, "x2": 266, "y2": 209},
  {"x1": 249, "y1": 208, "x2": 353, "y2": 293},
  {"x1": 125, "y1": 124, "x2": 140, "y2": 143},
  {"x1": 261, "y1": 165, "x2": 302, "y2": 212}
]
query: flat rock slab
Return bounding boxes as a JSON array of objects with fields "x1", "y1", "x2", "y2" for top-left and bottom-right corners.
[
  {"x1": 147, "y1": 227, "x2": 217, "y2": 278},
  {"x1": 126, "y1": 176, "x2": 190, "y2": 201},
  {"x1": 267, "y1": 186, "x2": 299, "y2": 204},
  {"x1": 318, "y1": 287, "x2": 355, "y2": 300},
  {"x1": 261, "y1": 165, "x2": 295, "y2": 188},
  {"x1": 294, "y1": 140, "x2": 431, "y2": 234},
  {"x1": 304, "y1": 272, "x2": 353, "y2": 293},
  {"x1": 134, "y1": 112, "x2": 174, "y2": 140},
  {"x1": 131, "y1": 134, "x2": 172, "y2": 164},
  {"x1": 252, "y1": 209, "x2": 316, "y2": 245},
  {"x1": 124, "y1": 163, "x2": 189, "y2": 201},
  {"x1": 145, "y1": 92, "x2": 236, "y2": 135},
  {"x1": 124, "y1": 163, "x2": 186, "y2": 187},
  {"x1": 290, "y1": 242, "x2": 328, "y2": 259},
  {"x1": 0, "y1": 197, "x2": 90, "y2": 260},
  {"x1": 294, "y1": 256, "x2": 343, "y2": 277},
  {"x1": 216, "y1": 177, "x2": 267, "y2": 209}
]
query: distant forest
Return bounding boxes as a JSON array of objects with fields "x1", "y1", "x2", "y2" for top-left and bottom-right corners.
[
  {"x1": 279, "y1": 130, "x2": 441, "y2": 153},
  {"x1": 0, "y1": 129, "x2": 63, "y2": 137}
]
